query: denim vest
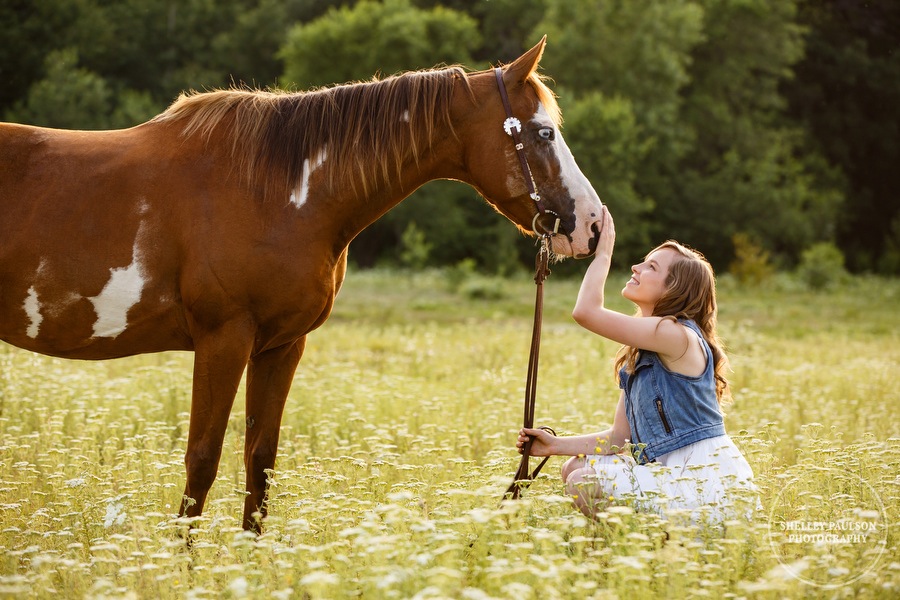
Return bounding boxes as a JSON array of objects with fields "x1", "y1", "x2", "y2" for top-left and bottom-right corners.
[{"x1": 618, "y1": 319, "x2": 726, "y2": 464}]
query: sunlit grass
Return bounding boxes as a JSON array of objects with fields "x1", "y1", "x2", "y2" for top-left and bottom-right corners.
[{"x1": 0, "y1": 268, "x2": 897, "y2": 597}]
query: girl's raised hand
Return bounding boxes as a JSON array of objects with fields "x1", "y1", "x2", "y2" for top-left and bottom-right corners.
[{"x1": 596, "y1": 205, "x2": 615, "y2": 259}]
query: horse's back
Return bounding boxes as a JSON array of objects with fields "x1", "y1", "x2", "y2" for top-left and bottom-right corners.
[
  {"x1": 0, "y1": 122, "x2": 54, "y2": 213},
  {"x1": 0, "y1": 122, "x2": 158, "y2": 264},
  {"x1": 1, "y1": 123, "x2": 145, "y2": 218},
  {"x1": 0, "y1": 121, "x2": 195, "y2": 358}
]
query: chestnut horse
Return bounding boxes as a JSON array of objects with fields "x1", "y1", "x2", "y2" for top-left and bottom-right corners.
[{"x1": 0, "y1": 39, "x2": 602, "y2": 530}]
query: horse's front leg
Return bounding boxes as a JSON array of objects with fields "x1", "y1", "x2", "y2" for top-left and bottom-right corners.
[
  {"x1": 242, "y1": 337, "x2": 305, "y2": 531},
  {"x1": 180, "y1": 319, "x2": 255, "y2": 521}
]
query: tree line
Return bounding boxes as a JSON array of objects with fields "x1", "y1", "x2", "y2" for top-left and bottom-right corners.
[{"x1": 3, "y1": 0, "x2": 898, "y2": 275}]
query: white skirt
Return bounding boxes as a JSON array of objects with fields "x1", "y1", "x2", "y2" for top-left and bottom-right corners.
[{"x1": 583, "y1": 435, "x2": 758, "y2": 520}]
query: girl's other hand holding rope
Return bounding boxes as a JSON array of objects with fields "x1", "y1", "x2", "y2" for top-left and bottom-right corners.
[{"x1": 517, "y1": 427, "x2": 557, "y2": 457}]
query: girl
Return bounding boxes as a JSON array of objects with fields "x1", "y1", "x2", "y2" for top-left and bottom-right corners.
[{"x1": 517, "y1": 207, "x2": 756, "y2": 520}]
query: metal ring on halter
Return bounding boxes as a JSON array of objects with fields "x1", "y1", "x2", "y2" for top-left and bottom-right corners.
[{"x1": 532, "y1": 210, "x2": 561, "y2": 237}]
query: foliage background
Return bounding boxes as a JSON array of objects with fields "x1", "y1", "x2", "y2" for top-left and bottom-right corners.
[{"x1": 2, "y1": 0, "x2": 898, "y2": 275}]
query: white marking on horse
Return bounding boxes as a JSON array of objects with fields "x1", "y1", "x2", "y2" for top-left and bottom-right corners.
[
  {"x1": 289, "y1": 148, "x2": 328, "y2": 208},
  {"x1": 532, "y1": 103, "x2": 603, "y2": 256},
  {"x1": 24, "y1": 287, "x2": 43, "y2": 338},
  {"x1": 534, "y1": 103, "x2": 598, "y2": 203},
  {"x1": 505, "y1": 171, "x2": 523, "y2": 195},
  {"x1": 88, "y1": 225, "x2": 147, "y2": 338}
]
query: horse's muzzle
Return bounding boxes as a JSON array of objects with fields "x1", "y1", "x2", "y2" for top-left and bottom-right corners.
[{"x1": 573, "y1": 220, "x2": 601, "y2": 259}]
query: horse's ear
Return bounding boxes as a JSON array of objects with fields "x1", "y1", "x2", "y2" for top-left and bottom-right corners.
[{"x1": 502, "y1": 36, "x2": 547, "y2": 85}]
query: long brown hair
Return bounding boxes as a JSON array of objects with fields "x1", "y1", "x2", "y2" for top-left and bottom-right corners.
[{"x1": 614, "y1": 241, "x2": 732, "y2": 405}]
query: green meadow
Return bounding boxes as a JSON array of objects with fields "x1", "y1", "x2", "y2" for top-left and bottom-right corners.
[{"x1": 0, "y1": 268, "x2": 897, "y2": 598}]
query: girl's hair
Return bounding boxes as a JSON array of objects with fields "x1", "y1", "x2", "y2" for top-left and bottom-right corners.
[{"x1": 614, "y1": 241, "x2": 732, "y2": 406}]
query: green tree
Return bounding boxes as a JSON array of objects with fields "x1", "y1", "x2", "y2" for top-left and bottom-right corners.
[
  {"x1": 88, "y1": 0, "x2": 236, "y2": 99},
  {"x1": 280, "y1": 0, "x2": 481, "y2": 88},
  {"x1": 398, "y1": 222, "x2": 432, "y2": 270},
  {"x1": 4, "y1": 49, "x2": 114, "y2": 129},
  {"x1": 412, "y1": 0, "x2": 547, "y2": 63},
  {"x1": 783, "y1": 0, "x2": 900, "y2": 272},
  {"x1": 668, "y1": 0, "x2": 842, "y2": 267},
  {"x1": 533, "y1": 0, "x2": 705, "y2": 264},
  {"x1": 1, "y1": 0, "x2": 256, "y2": 124},
  {"x1": 796, "y1": 241, "x2": 848, "y2": 290},
  {"x1": 560, "y1": 91, "x2": 654, "y2": 261},
  {"x1": 0, "y1": 0, "x2": 82, "y2": 110},
  {"x1": 535, "y1": 0, "x2": 843, "y2": 269},
  {"x1": 210, "y1": 0, "x2": 346, "y2": 88},
  {"x1": 4, "y1": 48, "x2": 161, "y2": 130}
]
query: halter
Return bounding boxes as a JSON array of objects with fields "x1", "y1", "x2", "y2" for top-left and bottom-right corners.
[{"x1": 494, "y1": 68, "x2": 560, "y2": 237}]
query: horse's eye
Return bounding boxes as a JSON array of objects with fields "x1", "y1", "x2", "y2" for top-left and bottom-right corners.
[{"x1": 538, "y1": 127, "x2": 555, "y2": 141}]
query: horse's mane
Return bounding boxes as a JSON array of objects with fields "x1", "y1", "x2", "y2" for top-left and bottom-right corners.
[{"x1": 153, "y1": 66, "x2": 560, "y2": 201}]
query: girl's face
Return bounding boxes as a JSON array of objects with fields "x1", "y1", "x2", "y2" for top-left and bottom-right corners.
[{"x1": 622, "y1": 248, "x2": 679, "y2": 314}]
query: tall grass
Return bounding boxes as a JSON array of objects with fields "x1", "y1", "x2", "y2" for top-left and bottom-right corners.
[{"x1": 0, "y1": 268, "x2": 897, "y2": 598}]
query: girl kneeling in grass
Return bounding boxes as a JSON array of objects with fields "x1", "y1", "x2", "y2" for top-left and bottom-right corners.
[{"x1": 517, "y1": 207, "x2": 756, "y2": 520}]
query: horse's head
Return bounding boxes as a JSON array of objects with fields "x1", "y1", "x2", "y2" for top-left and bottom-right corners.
[{"x1": 455, "y1": 37, "x2": 603, "y2": 258}]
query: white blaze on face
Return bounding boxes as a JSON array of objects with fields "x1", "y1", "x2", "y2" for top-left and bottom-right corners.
[
  {"x1": 88, "y1": 223, "x2": 148, "y2": 338},
  {"x1": 533, "y1": 103, "x2": 603, "y2": 257},
  {"x1": 289, "y1": 148, "x2": 328, "y2": 208},
  {"x1": 24, "y1": 286, "x2": 43, "y2": 338},
  {"x1": 534, "y1": 103, "x2": 597, "y2": 202}
]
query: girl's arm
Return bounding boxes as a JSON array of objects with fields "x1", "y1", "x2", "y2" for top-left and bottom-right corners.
[
  {"x1": 517, "y1": 392, "x2": 630, "y2": 457},
  {"x1": 570, "y1": 209, "x2": 689, "y2": 360}
]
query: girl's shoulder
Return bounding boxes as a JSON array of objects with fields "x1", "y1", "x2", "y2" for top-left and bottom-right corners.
[{"x1": 659, "y1": 319, "x2": 708, "y2": 376}]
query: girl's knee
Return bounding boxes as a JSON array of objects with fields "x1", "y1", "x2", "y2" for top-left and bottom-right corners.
[
  {"x1": 564, "y1": 466, "x2": 600, "y2": 498},
  {"x1": 565, "y1": 467, "x2": 606, "y2": 517},
  {"x1": 560, "y1": 456, "x2": 585, "y2": 483}
]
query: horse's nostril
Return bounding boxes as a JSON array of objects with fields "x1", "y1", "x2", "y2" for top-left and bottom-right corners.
[{"x1": 588, "y1": 221, "x2": 601, "y2": 255}]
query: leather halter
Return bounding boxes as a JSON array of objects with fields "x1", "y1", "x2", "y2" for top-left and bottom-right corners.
[{"x1": 494, "y1": 68, "x2": 560, "y2": 236}]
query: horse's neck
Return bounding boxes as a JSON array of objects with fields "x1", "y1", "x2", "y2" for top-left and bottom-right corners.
[{"x1": 324, "y1": 135, "x2": 460, "y2": 248}]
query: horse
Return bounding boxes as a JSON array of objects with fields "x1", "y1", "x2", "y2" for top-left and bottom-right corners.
[{"x1": 0, "y1": 38, "x2": 603, "y2": 531}]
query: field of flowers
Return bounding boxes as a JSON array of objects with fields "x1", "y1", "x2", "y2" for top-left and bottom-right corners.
[{"x1": 0, "y1": 269, "x2": 897, "y2": 598}]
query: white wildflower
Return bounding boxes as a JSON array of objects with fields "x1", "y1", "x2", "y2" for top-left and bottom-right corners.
[
  {"x1": 103, "y1": 502, "x2": 126, "y2": 528},
  {"x1": 460, "y1": 588, "x2": 498, "y2": 600},
  {"x1": 299, "y1": 572, "x2": 339, "y2": 586},
  {"x1": 228, "y1": 576, "x2": 249, "y2": 598},
  {"x1": 612, "y1": 555, "x2": 646, "y2": 570},
  {"x1": 467, "y1": 508, "x2": 492, "y2": 523}
]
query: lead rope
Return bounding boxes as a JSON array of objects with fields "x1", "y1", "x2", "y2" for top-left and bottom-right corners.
[{"x1": 503, "y1": 236, "x2": 558, "y2": 500}]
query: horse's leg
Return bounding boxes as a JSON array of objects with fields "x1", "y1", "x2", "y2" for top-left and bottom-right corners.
[
  {"x1": 180, "y1": 321, "x2": 254, "y2": 520},
  {"x1": 242, "y1": 337, "x2": 305, "y2": 531}
]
